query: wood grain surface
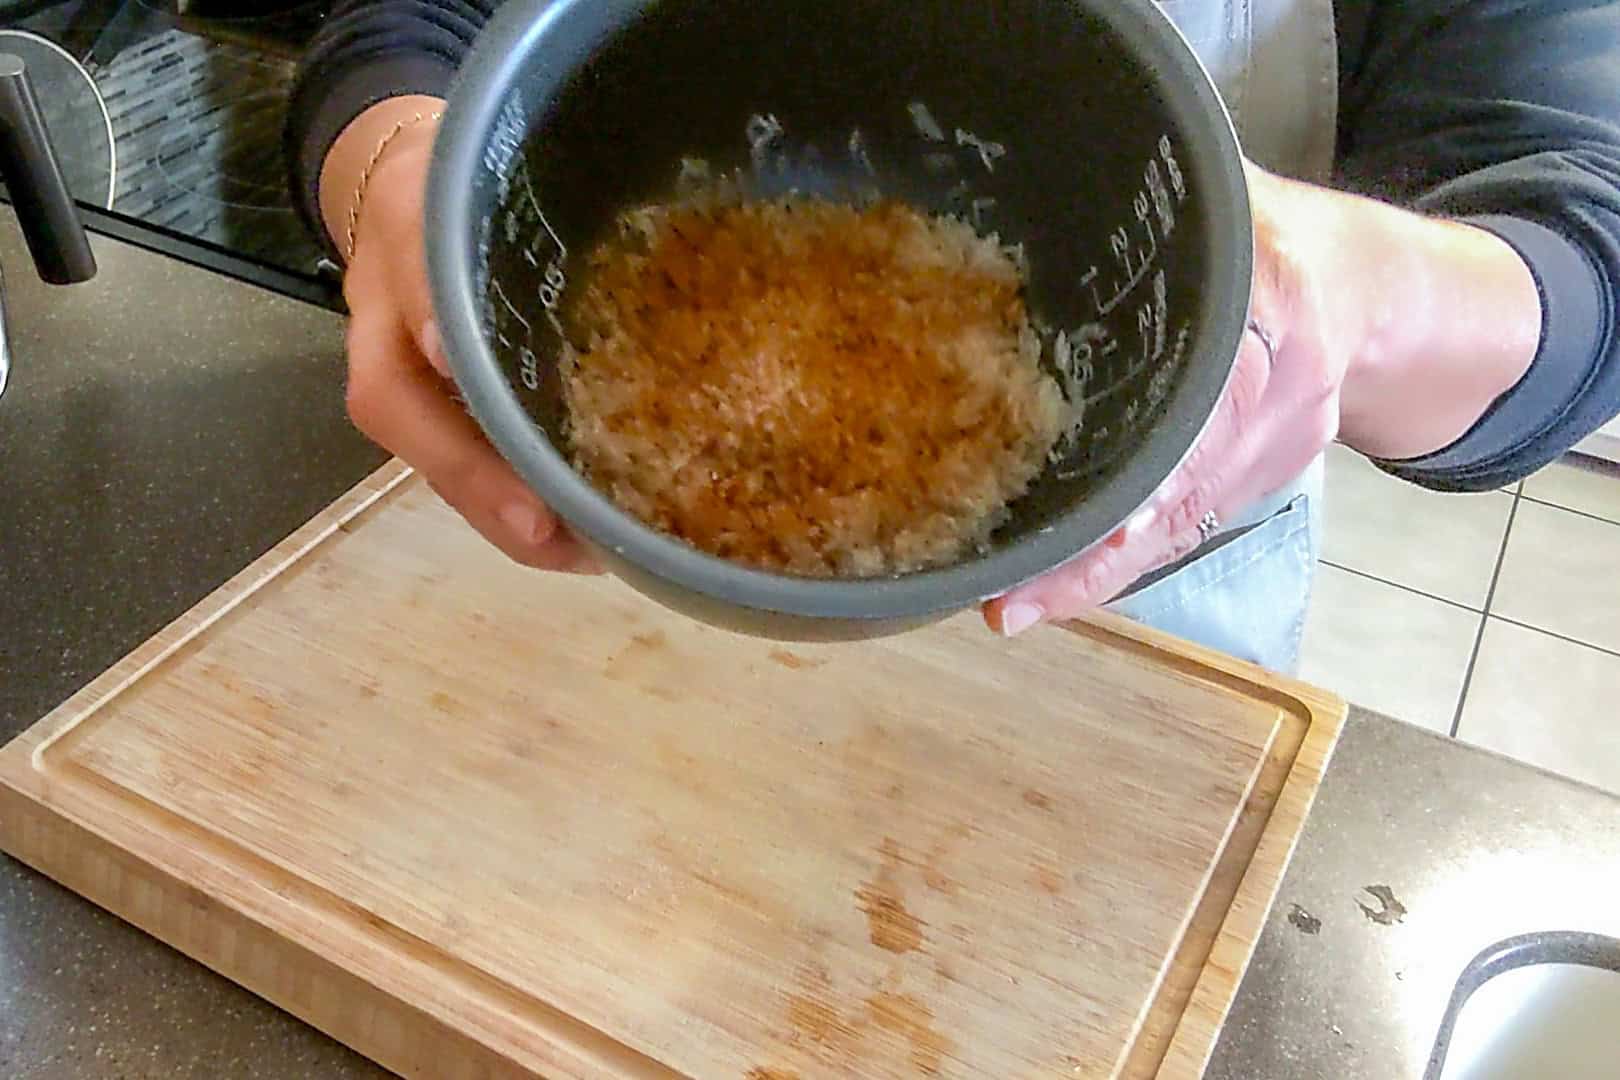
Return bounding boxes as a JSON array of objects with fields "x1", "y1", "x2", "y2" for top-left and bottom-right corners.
[{"x1": 0, "y1": 461, "x2": 1345, "y2": 1078}]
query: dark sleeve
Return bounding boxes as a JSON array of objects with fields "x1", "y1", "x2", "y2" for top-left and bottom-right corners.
[
  {"x1": 1331, "y1": 0, "x2": 1620, "y2": 491},
  {"x1": 284, "y1": 0, "x2": 500, "y2": 256}
]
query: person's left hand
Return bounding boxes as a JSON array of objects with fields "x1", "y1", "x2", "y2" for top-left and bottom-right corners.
[{"x1": 983, "y1": 162, "x2": 1353, "y2": 637}]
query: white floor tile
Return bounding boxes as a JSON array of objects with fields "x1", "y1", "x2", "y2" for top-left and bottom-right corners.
[
  {"x1": 1457, "y1": 619, "x2": 1620, "y2": 795},
  {"x1": 1491, "y1": 501, "x2": 1620, "y2": 654},
  {"x1": 1299, "y1": 564, "x2": 1479, "y2": 734},
  {"x1": 1321, "y1": 443, "x2": 1512, "y2": 609},
  {"x1": 1522, "y1": 457, "x2": 1620, "y2": 524}
]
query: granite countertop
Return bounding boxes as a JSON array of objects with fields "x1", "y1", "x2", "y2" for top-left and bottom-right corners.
[
  {"x1": 0, "y1": 211, "x2": 389, "y2": 1078},
  {"x1": 3, "y1": 211, "x2": 1619, "y2": 1078},
  {"x1": 1207, "y1": 714, "x2": 1620, "y2": 1078}
]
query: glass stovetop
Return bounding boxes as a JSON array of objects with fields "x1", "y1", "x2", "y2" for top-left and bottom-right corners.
[{"x1": 1, "y1": 1, "x2": 335, "y2": 296}]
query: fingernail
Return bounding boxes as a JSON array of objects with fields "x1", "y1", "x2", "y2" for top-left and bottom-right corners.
[
  {"x1": 499, "y1": 500, "x2": 549, "y2": 545},
  {"x1": 999, "y1": 601, "x2": 1044, "y2": 638}
]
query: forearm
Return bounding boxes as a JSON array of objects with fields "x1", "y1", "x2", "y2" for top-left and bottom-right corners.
[
  {"x1": 318, "y1": 94, "x2": 445, "y2": 257},
  {"x1": 1323, "y1": 189, "x2": 1541, "y2": 460},
  {"x1": 1253, "y1": 166, "x2": 1540, "y2": 461},
  {"x1": 286, "y1": 0, "x2": 497, "y2": 255},
  {"x1": 1327, "y1": 0, "x2": 1620, "y2": 488}
]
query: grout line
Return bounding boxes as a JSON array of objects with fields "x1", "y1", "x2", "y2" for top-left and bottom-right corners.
[
  {"x1": 1317, "y1": 560, "x2": 1483, "y2": 614},
  {"x1": 1488, "y1": 614, "x2": 1620, "y2": 661},
  {"x1": 1516, "y1": 494, "x2": 1620, "y2": 529},
  {"x1": 1450, "y1": 486, "x2": 1522, "y2": 738}
]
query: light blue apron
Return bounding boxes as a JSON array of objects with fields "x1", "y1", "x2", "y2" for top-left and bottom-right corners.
[{"x1": 1105, "y1": 0, "x2": 1339, "y2": 674}]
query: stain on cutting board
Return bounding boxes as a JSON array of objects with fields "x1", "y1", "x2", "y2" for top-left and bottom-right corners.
[
  {"x1": 1022, "y1": 788, "x2": 1054, "y2": 811},
  {"x1": 769, "y1": 648, "x2": 827, "y2": 671},
  {"x1": 774, "y1": 965, "x2": 954, "y2": 1076},
  {"x1": 427, "y1": 689, "x2": 477, "y2": 721},
  {"x1": 919, "y1": 822, "x2": 976, "y2": 896},
  {"x1": 856, "y1": 838, "x2": 926, "y2": 954},
  {"x1": 602, "y1": 629, "x2": 682, "y2": 703},
  {"x1": 1029, "y1": 860, "x2": 1065, "y2": 896},
  {"x1": 869, "y1": 991, "x2": 950, "y2": 1073}
]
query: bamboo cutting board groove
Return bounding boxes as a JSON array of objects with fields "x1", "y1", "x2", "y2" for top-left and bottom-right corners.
[{"x1": 0, "y1": 461, "x2": 1343, "y2": 1079}]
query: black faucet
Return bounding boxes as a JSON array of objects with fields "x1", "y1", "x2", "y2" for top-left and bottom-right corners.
[{"x1": 0, "y1": 51, "x2": 98, "y2": 400}]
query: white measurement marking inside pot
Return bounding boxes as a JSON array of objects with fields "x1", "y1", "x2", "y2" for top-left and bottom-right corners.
[
  {"x1": 1077, "y1": 134, "x2": 1188, "y2": 320},
  {"x1": 483, "y1": 93, "x2": 526, "y2": 204},
  {"x1": 514, "y1": 166, "x2": 568, "y2": 337},
  {"x1": 1160, "y1": 134, "x2": 1187, "y2": 200},
  {"x1": 955, "y1": 128, "x2": 1006, "y2": 172},
  {"x1": 1047, "y1": 135, "x2": 1195, "y2": 457},
  {"x1": 907, "y1": 101, "x2": 946, "y2": 142},
  {"x1": 488, "y1": 158, "x2": 572, "y2": 393}
]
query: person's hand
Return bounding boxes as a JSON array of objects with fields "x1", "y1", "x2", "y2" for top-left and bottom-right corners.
[
  {"x1": 323, "y1": 98, "x2": 596, "y2": 572},
  {"x1": 984, "y1": 160, "x2": 1540, "y2": 636}
]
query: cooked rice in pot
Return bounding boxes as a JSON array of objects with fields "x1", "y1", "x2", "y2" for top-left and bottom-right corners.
[{"x1": 561, "y1": 195, "x2": 1065, "y2": 577}]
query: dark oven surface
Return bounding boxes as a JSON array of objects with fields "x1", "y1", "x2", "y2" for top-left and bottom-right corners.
[{"x1": 0, "y1": 1, "x2": 333, "y2": 290}]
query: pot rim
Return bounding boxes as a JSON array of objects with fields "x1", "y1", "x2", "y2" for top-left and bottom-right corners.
[{"x1": 426, "y1": 0, "x2": 1252, "y2": 623}]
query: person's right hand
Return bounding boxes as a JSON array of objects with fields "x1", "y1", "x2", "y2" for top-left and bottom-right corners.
[
  {"x1": 983, "y1": 162, "x2": 1540, "y2": 636},
  {"x1": 325, "y1": 100, "x2": 596, "y2": 572}
]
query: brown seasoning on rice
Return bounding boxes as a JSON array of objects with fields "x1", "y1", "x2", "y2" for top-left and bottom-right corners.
[{"x1": 561, "y1": 196, "x2": 1065, "y2": 577}]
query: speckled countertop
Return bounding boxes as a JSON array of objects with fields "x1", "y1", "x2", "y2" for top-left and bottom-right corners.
[
  {"x1": 0, "y1": 210, "x2": 387, "y2": 1077},
  {"x1": 3, "y1": 210, "x2": 1619, "y2": 1078}
]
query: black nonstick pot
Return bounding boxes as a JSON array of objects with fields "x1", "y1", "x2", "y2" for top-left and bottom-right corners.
[{"x1": 426, "y1": 0, "x2": 1251, "y2": 641}]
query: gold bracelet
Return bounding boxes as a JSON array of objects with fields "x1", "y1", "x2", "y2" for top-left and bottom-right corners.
[{"x1": 344, "y1": 110, "x2": 442, "y2": 263}]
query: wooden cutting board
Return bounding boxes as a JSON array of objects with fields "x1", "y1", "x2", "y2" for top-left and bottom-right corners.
[{"x1": 0, "y1": 461, "x2": 1342, "y2": 1079}]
